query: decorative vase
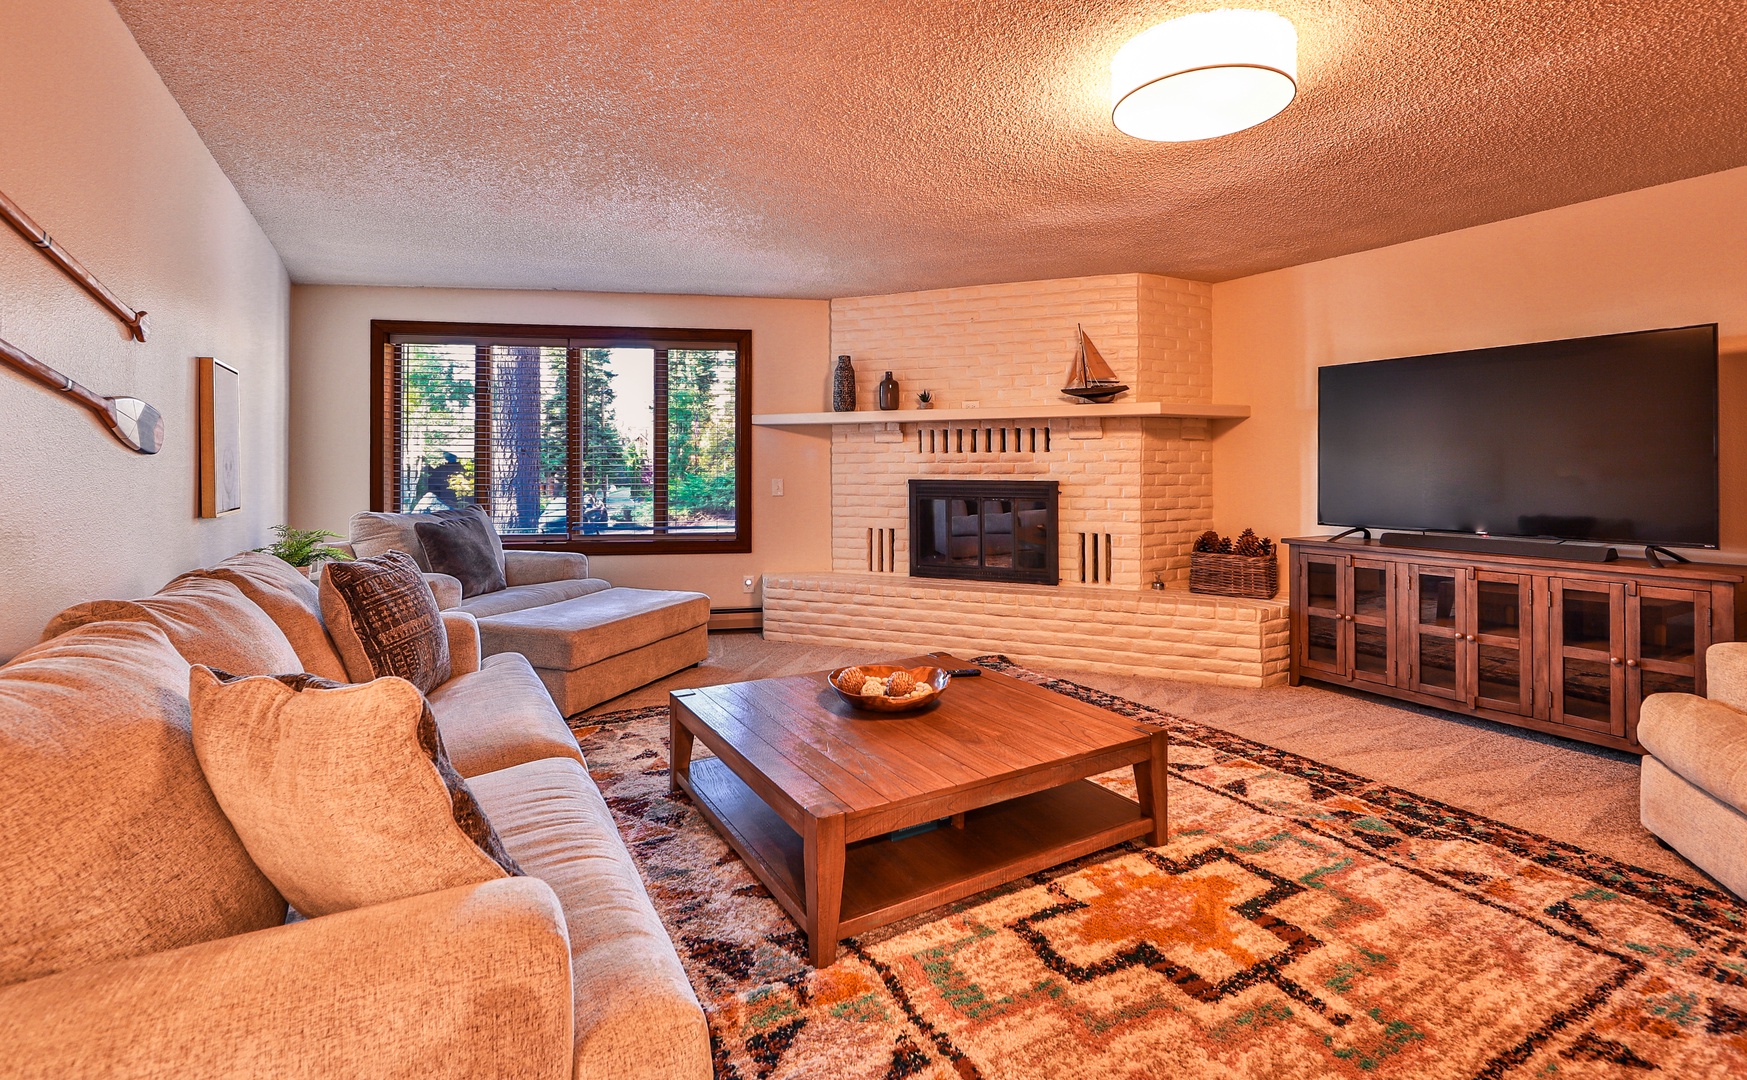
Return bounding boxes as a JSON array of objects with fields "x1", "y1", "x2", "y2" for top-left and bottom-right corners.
[
  {"x1": 878, "y1": 371, "x2": 900, "y2": 411},
  {"x1": 832, "y1": 355, "x2": 856, "y2": 412}
]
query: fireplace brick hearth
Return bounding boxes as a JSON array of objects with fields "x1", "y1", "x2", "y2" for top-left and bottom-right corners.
[{"x1": 763, "y1": 272, "x2": 1286, "y2": 685}]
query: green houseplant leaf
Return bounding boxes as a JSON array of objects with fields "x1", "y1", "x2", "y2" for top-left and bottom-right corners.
[{"x1": 255, "y1": 524, "x2": 355, "y2": 568}]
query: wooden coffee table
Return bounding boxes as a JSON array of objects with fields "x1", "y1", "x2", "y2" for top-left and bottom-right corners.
[{"x1": 668, "y1": 653, "x2": 1168, "y2": 966}]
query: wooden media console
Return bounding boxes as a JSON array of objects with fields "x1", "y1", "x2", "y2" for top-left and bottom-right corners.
[{"x1": 1285, "y1": 536, "x2": 1747, "y2": 753}]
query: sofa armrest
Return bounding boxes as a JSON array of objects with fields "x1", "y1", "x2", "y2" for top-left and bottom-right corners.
[
  {"x1": 504, "y1": 550, "x2": 591, "y2": 587},
  {"x1": 424, "y1": 572, "x2": 463, "y2": 611},
  {"x1": 0, "y1": 877, "x2": 573, "y2": 1080},
  {"x1": 442, "y1": 609, "x2": 482, "y2": 678}
]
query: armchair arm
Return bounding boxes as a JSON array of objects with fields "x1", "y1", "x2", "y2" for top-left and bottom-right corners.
[
  {"x1": 442, "y1": 609, "x2": 482, "y2": 678},
  {"x1": 424, "y1": 572, "x2": 463, "y2": 611},
  {"x1": 1706, "y1": 641, "x2": 1747, "y2": 714},
  {"x1": 1638, "y1": 691, "x2": 1747, "y2": 814},
  {"x1": 0, "y1": 878, "x2": 573, "y2": 1080},
  {"x1": 504, "y1": 550, "x2": 590, "y2": 587}
]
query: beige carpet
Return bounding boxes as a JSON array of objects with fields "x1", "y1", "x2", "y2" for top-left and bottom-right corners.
[{"x1": 588, "y1": 632, "x2": 1719, "y2": 891}]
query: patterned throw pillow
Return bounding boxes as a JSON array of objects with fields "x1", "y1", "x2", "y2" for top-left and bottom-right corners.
[
  {"x1": 188, "y1": 667, "x2": 521, "y2": 918},
  {"x1": 320, "y1": 550, "x2": 450, "y2": 693},
  {"x1": 414, "y1": 507, "x2": 508, "y2": 598}
]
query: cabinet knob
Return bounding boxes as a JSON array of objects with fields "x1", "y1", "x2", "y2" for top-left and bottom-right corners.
[
  {"x1": 1610, "y1": 656, "x2": 1622, "y2": 667},
  {"x1": 1465, "y1": 634, "x2": 1476, "y2": 642},
  {"x1": 1626, "y1": 658, "x2": 1638, "y2": 669}
]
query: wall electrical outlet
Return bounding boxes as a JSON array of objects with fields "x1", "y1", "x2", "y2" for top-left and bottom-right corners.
[
  {"x1": 742, "y1": 575, "x2": 755, "y2": 593},
  {"x1": 770, "y1": 478, "x2": 784, "y2": 496}
]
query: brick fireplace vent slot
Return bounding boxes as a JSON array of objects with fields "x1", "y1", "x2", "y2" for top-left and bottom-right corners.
[{"x1": 909, "y1": 479, "x2": 1059, "y2": 585}]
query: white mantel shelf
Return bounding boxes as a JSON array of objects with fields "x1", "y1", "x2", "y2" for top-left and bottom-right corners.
[{"x1": 752, "y1": 401, "x2": 1251, "y2": 426}]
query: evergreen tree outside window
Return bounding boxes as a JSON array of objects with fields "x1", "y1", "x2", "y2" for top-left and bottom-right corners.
[{"x1": 371, "y1": 322, "x2": 750, "y2": 554}]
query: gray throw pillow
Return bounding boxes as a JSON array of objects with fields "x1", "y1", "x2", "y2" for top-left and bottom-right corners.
[{"x1": 415, "y1": 507, "x2": 507, "y2": 598}]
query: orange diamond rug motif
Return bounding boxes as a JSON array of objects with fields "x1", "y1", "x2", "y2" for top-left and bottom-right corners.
[{"x1": 570, "y1": 658, "x2": 1747, "y2": 1079}]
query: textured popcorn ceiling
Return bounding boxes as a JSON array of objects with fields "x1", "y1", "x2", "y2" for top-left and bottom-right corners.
[{"x1": 112, "y1": 0, "x2": 1747, "y2": 297}]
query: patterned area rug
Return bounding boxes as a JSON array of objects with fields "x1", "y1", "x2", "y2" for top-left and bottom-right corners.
[{"x1": 568, "y1": 657, "x2": 1747, "y2": 1079}]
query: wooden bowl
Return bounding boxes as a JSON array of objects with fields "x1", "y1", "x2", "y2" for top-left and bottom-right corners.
[{"x1": 827, "y1": 664, "x2": 952, "y2": 713}]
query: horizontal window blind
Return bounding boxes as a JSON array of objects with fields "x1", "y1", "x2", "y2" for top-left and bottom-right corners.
[{"x1": 377, "y1": 323, "x2": 750, "y2": 554}]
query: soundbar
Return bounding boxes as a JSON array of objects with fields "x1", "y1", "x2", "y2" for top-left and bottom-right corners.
[{"x1": 1378, "y1": 532, "x2": 1618, "y2": 563}]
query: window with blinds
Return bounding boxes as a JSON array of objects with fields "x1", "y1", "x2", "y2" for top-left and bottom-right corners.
[{"x1": 372, "y1": 321, "x2": 751, "y2": 554}]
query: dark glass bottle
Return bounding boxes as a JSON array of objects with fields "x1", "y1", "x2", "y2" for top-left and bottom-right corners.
[{"x1": 878, "y1": 370, "x2": 899, "y2": 411}]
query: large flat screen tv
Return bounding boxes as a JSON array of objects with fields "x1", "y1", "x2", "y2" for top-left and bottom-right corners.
[{"x1": 1318, "y1": 325, "x2": 1719, "y2": 548}]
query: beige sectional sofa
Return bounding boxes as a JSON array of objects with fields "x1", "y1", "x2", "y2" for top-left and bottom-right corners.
[
  {"x1": 0, "y1": 551, "x2": 710, "y2": 1079},
  {"x1": 1639, "y1": 641, "x2": 1747, "y2": 899},
  {"x1": 350, "y1": 511, "x2": 711, "y2": 715}
]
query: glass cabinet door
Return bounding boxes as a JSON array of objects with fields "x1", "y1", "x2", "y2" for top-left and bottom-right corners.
[
  {"x1": 1407, "y1": 567, "x2": 1463, "y2": 701},
  {"x1": 1627, "y1": 587, "x2": 1709, "y2": 740},
  {"x1": 1472, "y1": 573, "x2": 1531, "y2": 715},
  {"x1": 1349, "y1": 559, "x2": 1394, "y2": 685},
  {"x1": 1298, "y1": 555, "x2": 1346, "y2": 676},
  {"x1": 1551, "y1": 580, "x2": 1626, "y2": 737}
]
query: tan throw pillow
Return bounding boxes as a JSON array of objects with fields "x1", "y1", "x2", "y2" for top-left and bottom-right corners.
[
  {"x1": 0, "y1": 621, "x2": 286, "y2": 985},
  {"x1": 320, "y1": 550, "x2": 450, "y2": 693},
  {"x1": 188, "y1": 667, "x2": 521, "y2": 917},
  {"x1": 200, "y1": 551, "x2": 350, "y2": 682},
  {"x1": 43, "y1": 574, "x2": 304, "y2": 676},
  {"x1": 414, "y1": 507, "x2": 507, "y2": 598}
]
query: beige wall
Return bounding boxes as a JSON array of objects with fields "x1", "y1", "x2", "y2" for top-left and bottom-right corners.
[
  {"x1": 1212, "y1": 165, "x2": 1747, "y2": 569},
  {"x1": 0, "y1": 0, "x2": 290, "y2": 660},
  {"x1": 288, "y1": 286, "x2": 833, "y2": 607}
]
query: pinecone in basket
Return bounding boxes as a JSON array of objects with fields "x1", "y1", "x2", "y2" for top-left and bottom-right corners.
[
  {"x1": 885, "y1": 670, "x2": 917, "y2": 696},
  {"x1": 1215, "y1": 535, "x2": 1234, "y2": 554},
  {"x1": 1193, "y1": 529, "x2": 1222, "y2": 553},
  {"x1": 1235, "y1": 529, "x2": 1264, "y2": 557}
]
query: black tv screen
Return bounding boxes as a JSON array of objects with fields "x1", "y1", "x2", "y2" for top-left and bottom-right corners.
[{"x1": 1318, "y1": 325, "x2": 1719, "y2": 548}]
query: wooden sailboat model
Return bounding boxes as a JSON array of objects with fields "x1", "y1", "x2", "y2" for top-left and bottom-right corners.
[{"x1": 1061, "y1": 325, "x2": 1129, "y2": 403}]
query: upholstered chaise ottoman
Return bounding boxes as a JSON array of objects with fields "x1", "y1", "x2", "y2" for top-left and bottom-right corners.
[{"x1": 476, "y1": 588, "x2": 710, "y2": 716}]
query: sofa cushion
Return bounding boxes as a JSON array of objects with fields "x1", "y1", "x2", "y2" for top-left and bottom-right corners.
[
  {"x1": 43, "y1": 574, "x2": 304, "y2": 677},
  {"x1": 426, "y1": 652, "x2": 584, "y2": 777},
  {"x1": 415, "y1": 507, "x2": 507, "y2": 598},
  {"x1": 476, "y1": 588, "x2": 711, "y2": 671},
  {"x1": 321, "y1": 550, "x2": 451, "y2": 694},
  {"x1": 0, "y1": 621, "x2": 285, "y2": 987},
  {"x1": 468, "y1": 757, "x2": 710, "y2": 1080},
  {"x1": 457, "y1": 577, "x2": 613, "y2": 618},
  {"x1": 200, "y1": 551, "x2": 349, "y2": 682},
  {"x1": 1638, "y1": 691, "x2": 1747, "y2": 814},
  {"x1": 352, "y1": 508, "x2": 506, "y2": 573},
  {"x1": 189, "y1": 669, "x2": 521, "y2": 918}
]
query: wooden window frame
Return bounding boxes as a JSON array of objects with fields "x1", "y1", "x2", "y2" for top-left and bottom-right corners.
[{"x1": 371, "y1": 319, "x2": 752, "y2": 555}]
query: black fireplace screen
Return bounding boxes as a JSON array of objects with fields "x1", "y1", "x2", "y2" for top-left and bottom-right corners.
[{"x1": 909, "y1": 479, "x2": 1059, "y2": 585}]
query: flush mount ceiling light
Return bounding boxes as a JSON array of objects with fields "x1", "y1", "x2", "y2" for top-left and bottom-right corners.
[{"x1": 1111, "y1": 9, "x2": 1298, "y2": 142}]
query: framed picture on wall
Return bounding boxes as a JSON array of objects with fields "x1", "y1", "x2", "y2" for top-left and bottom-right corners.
[{"x1": 199, "y1": 357, "x2": 241, "y2": 517}]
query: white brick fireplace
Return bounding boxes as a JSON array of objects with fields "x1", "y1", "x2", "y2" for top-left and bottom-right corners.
[{"x1": 758, "y1": 273, "x2": 1289, "y2": 687}]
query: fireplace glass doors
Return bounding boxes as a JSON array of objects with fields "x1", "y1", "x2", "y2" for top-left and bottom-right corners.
[{"x1": 909, "y1": 480, "x2": 1059, "y2": 585}]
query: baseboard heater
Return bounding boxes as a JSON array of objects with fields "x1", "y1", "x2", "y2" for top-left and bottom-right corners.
[
  {"x1": 1378, "y1": 532, "x2": 1619, "y2": 563},
  {"x1": 708, "y1": 607, "x2": 764, "y2": 631}
]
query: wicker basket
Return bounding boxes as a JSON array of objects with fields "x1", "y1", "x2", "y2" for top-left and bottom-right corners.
[{"x1": 1189, "y1": 551, "x2": 1279, "y2": 599}]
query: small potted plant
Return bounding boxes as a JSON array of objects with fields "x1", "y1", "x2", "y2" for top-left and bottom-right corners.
[
  {"x1": 256, "y1": 525, "x2": 354, "y2": 581},
  {"x1": 1189, "y1": 528, "x2": 1278, "y2": 598},
  {"x1": 916, "y1": 389, "x2": 934, "y2": 410}
]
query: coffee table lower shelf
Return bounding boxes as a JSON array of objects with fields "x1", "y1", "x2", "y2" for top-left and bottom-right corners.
[{"x1": 679, "y1": 755, "x2": 1152, "y2": 944}]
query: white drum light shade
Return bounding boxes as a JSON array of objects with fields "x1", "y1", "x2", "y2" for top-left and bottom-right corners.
[{"x1": 1111, "y1": 9, "x2": 1298, "y2": 142}]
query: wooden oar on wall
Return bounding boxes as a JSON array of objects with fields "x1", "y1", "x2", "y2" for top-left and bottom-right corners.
[
  {"x1": 0, "y1": 188, "x2": 150, "y2": 343},
  {"x1": 0, "y1": 335, "x2": 163, "y2": 454}
]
